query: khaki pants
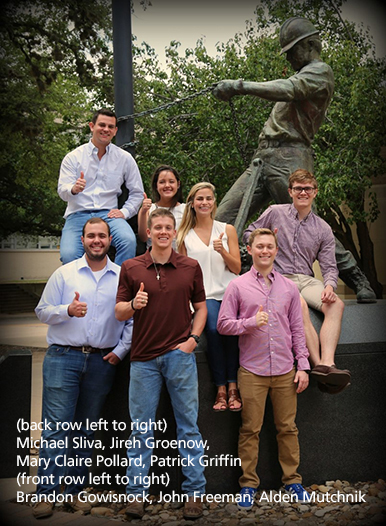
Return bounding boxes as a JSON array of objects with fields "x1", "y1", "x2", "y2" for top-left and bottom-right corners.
[{"x1": 238, "y1": 366, "x2": 302, "y2": 488}]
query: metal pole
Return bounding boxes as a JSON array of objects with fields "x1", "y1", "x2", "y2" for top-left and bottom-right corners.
[{"x1": 112, "y1": 0, "x2": 135, "y2": 156}]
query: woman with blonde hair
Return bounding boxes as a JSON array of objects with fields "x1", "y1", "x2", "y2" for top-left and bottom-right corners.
[{"x1": 177, "y1": 182, "x2": 242, "y2": 411}]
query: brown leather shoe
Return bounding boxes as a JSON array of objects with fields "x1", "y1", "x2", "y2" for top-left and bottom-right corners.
[
  {"x1": 125, "y1": 498, "x2": 145, "y2": 519},
  {"x1": 67, "y1": 495, "x2": 92, "y2": 513},
  {"x1": 183, "y1": 496, "x2": 203, "y2": 520},
  {"x1": 32, "y1": 501, "x2": 53, "y2": 519},
  {"x1": 311, "y1": 365, "x2": 351, "y2": 386}
]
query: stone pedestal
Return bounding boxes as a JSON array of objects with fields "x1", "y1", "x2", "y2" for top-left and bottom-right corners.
[
  {"x1": 0, "y1": 348, "x2": 32, "y2": 478},
  {"x1": 95, "y1": 300, "x2": 386, "y2": 493}
]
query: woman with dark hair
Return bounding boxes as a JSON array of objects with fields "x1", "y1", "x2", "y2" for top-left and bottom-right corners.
[{"x1": 138, "y1": 165, "x2": 185, "y2": 249}]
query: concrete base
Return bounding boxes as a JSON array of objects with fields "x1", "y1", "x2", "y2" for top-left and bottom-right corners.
[
  {"x1": 0, "y1": 349, "x2": 32, "y2": 478},
  {"x1": 94, "y1": 300, "x2": 386, "y2": 493}
]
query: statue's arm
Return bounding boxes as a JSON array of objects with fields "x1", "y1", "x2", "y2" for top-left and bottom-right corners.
[{"x1": 213, "y1": 78, "x2": 295, "y2": 103}]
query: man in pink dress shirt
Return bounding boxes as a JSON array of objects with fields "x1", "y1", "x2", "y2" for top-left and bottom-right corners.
[{"x1": 218, "y1": 228, "x2": 311, "y2": 510}]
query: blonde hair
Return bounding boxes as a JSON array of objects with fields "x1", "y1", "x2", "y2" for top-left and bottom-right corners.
[
  {"x1": 176, "y1": 182, "x2": 216, "y2": 251},
  {"x1": 248, "y1": 228, "x2": 278, "y2": 248}
]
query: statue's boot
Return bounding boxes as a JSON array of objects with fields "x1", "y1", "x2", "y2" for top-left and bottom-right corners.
[
  {"x1": 335, "y1": 238, "x2": 376, "y2": 303},
  {"x1": 339, "y1": 266, "x2": 377, "y2": 303}
]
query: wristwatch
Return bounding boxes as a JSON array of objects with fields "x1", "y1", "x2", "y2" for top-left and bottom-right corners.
[{"x1": 189, "y1": 334, "x2": 200, "y2": 345}]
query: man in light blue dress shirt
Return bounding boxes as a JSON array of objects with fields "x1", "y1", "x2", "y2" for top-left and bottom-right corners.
[
  {"x1": 32, "y1": 217, "x2": 132, "y2": 519},
  {"x1": 58, "y1": 108, "x2": 144, "y2": 265}
]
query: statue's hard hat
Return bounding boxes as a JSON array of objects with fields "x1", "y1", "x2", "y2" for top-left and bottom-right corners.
[{"x1": 279, "y1": 17, "x2": 319, "y2": 54}]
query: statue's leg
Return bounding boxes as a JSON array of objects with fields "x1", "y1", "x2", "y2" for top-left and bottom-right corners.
[
  {"x1": 248, "y1": 145, "x2": 316, "y2": 216},
  {"x1": 215, "y1": 159, "x2": 270, "y2": 224},
  {"x1": 216, "y1": 145, "x2": 314, "y2": 224},
  {"x1": 335, "y1": 238, "x2": 376, "y2": 303}
]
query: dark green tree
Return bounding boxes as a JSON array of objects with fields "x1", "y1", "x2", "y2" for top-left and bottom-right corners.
[
  {"x1": 1, "y1": 0, "x2": 384, "y2": 296},
  {"x1": 130, "y1": 0, "x2": 385, "y2": 296},
  {"x1": 0, "y1": 0, "x2": 114, "y2": 237}
]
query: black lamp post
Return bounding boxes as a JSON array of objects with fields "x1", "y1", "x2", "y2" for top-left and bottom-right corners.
[{"x1": 112, "y1": 0, "x2": 135, "y2": 156}]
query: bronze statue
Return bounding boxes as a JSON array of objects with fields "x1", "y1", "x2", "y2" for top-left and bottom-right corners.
[{"x1": 213, "y1": 17, "x2": 376, "y2": 303}]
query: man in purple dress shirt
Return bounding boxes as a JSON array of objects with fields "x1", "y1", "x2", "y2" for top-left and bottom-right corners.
[
  {"x1": 243, "y1": 169, "x2": 351, "y2": 394},
  {"x1": 218, "y1": 228, "x2": 311, "y2": 510}
]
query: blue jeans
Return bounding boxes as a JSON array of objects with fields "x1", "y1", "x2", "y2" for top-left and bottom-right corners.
[
  {"x1": 60, "y1": 210, "x2": 136, "y2": 265},
  {"x1": 206, "y1": 299, "x2": 239, "y2": 386},
  {"x1": 36, "y1": 345, "x2": 116, "y2": 497},
  {"x1": 126, "y1": 350, "x2": 206, "y2": 496}
]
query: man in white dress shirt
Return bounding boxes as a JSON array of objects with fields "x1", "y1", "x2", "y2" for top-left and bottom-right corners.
[
  {"x1": 58, "y1": 108, "x2": 144, "y2": 265},
  {"x1": 32, "y1": 217, "x2": 132, "y2": 519}
]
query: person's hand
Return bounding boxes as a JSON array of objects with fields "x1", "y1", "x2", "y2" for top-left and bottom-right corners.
[
  {"x1": 172, "y1": 337, "x2": 196, "y2": 354},
  {"x1": 103, "y1": 352, "x2": 121, "y2": 365},
  {"x1": 213, "y1": 232, "x2": 225, "y2": 254},
  {"x1": 294, "y1": 370, "x2": 309, "y2": 393},
  {"x1": 213, "y1": 79, "x2": 242, "y2": 101},
  {"x1": 139, "y1": 192, "x2": 152, "y2": 214},
  {"x1": 71, "y1": 171, "x2": 86, "y2": 194},
  {"x1": 321, "y1": 285, "x2": 337, "y2": 304},
  {"x1": 68, "y1": 291, "x2": 87, "y2": 318},
  {"x1": 255, "y1": 305, "x2": 268, "y2": 328},
  {"x1": 107, "y1": 209, "x2": 125, "y2": 219},
  {"x1": 133, "y1": 282, "x2": 148, "y2": 310}
]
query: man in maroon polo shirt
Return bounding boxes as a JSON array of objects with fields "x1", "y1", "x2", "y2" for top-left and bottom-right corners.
[{"x1": 115, "y1": 208, "x2": 207, "y2": 520}]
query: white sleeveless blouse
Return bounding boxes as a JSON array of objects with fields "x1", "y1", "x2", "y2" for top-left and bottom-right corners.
[{"x1": 184, "y1": 220, "x2": 237, "y2": 301}]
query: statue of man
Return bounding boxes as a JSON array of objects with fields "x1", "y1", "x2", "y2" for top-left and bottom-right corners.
[{"x1": 213, "y1": 17, "x2": 375, "y2": 302}]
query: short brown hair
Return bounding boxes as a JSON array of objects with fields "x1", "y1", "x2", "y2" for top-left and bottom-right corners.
[
  {"x1": 248, "y1": 228, "x2": 278, "y2": 248},
  {"x1": 82, "y1": 217, "x2": 110, "y2": 237},
  {"x1": 91, "y1": 108, "x2": 117, "y2": 125},
  {"x1": 148, "y1": 208, "x2": 176, "y2": 229},
  {"x1": 288, "y1": 169, "x2": 318, "y2": 189}
]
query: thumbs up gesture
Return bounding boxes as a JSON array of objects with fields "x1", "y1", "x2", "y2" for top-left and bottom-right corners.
[
  {"x1": 141, "y1": 192, "x2": 152, "y2": 212},
  {"x1": 255, "y1": 305, "x2": 268, "y2": 328},
  {"x1": 133, "y1": 282, "x2": 148, "y2": 310},
  {"x1": 68, "y1": 291, "x2": 88, "y2": 318},
  {"x1": 72, "y1": 171, "x2": 86, "y2": 195},
  {"x1": 213, "y1": 232, "x2": 225, "y2": 254}
]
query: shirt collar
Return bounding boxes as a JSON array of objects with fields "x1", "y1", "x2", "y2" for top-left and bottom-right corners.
[
  {"x1": 249, "y1": 265, "x2": 276, "y2": 282},
  {"x1": 87, "y1": 139, "x2": 112, "y2": 156},
  {"x1": 144, "y1": 248, "x2": 177, "y2": 269},
  {"x1": 289, "y1": 203, "x2": 313, "y2": 222},
  {"x1": 77, "y1": 254, "x2": 117, "y2": 274}
]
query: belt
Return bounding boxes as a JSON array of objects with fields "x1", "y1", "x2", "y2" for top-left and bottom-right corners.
[
  {"x1": 67, "y1": 345, "x2": 114, "y2": 354},
  {"x1": 258, "y1": 139, "x2": 311, "y2": 149}
]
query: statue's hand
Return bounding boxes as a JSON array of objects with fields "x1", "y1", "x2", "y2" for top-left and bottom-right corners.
[{"x1": 213, "y1": 79, "x2": 243, "y2": 101}]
